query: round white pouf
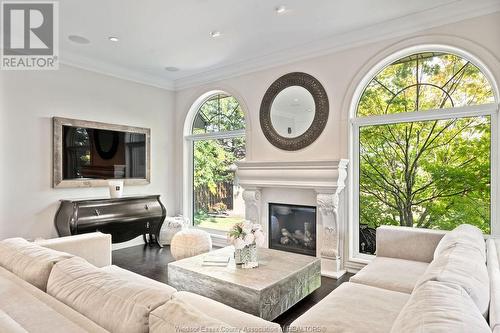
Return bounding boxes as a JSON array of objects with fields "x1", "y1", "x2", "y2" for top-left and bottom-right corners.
[{"x1": 170, "y1": 229, "x2": 212, "y2": 260}]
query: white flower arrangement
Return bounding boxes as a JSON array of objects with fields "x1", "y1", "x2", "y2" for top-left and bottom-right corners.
[{"x1": 228, "y1": 221, "x2": 266, "y2": 250}]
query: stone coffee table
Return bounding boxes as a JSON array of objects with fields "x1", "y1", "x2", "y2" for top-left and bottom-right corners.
[{"x1": 167, "y1": 246, "x2": 321, "y2": 321}]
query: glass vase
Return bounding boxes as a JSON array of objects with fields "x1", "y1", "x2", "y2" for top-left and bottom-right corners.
[{"x1": 235, "y1": 243, "x2": 258, "y2": 268}]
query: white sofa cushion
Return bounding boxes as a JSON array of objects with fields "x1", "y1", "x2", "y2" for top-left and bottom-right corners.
[
  {"x1": 35, "y1": 232, "x2": 112, "y2": 268},
  {"x1": 172, "y1": 291, "x2": 282, "y2": 332},
  {"x1": 0, "y1": 267, "x2": 107, "y2": 333},
  {"x1": 416, "y1": 243, "x2": 490, "y2": 317},
  {"x1": 376, "y1": 226, "x2": 446, "y2": 263},
  {"x1": 150, "y1": 298, "x2": 241, "y2": 333},
  {"x1": 100, "y1": 265, "x2": 171, "y2": 290},
  {"x1": 0, "y1": 238, "x2": 73, "y2": 291},
  {"x1": 0, "y1": 310, "x2": 28, "y2": 333},
  {"x1": 488, "y1": 238, "x2": 500, "y2": 332},
  {"x1": 290, "y1": 282, "x2": 410, "y2": 333},
  {"x1": 390, "y1": 281, "x2": 490, "y2": 333},
  {"x1": 350, "y1": 257, "x2": 428, "y2": 293},
  {"x1": 434, "y1": 224, "x2": 485, "y2": 260},
  {"x1": 47, "y1": 257, "x2": 176, "y2": 333}
]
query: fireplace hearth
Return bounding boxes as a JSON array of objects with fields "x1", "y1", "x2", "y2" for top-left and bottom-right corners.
[{"x1": 269, "y1": 203, "x2": 316, "y2": 257}]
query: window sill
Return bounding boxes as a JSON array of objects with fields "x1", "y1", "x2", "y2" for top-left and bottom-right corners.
[{"x1": 195, "y1": 226, "x2": 229, "y2": 247}]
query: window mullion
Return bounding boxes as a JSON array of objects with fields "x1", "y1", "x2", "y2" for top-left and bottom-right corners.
[
  {"x1": 352, "y1": 103, "x2": 497, "y2": 127},
  {"x1": 186, "y1": 129, "x2": 245, "y2": 142}
]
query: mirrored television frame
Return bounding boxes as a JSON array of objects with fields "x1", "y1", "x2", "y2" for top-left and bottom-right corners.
[{"x1": 53, "y1": 117, "x2": 151, "y2": 188}]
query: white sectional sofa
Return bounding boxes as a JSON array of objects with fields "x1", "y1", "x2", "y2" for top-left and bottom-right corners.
[
  {"x1": 2, "y1": 224, "x2": 497, "y2": 333},
  {"x1": 291, "y1": 224, "x2": 497, "y2": 332},
  {"x1": 0, "y1": 233, "x2": 281, "y2": 333}
]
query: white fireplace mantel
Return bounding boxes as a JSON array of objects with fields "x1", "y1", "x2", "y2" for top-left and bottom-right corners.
[
  {"x1": 236, "y1": 160, "x2": 348, "y2": 191},
  {"x1": 236, "y1": 159, "x2": 349, "y2": 279}
]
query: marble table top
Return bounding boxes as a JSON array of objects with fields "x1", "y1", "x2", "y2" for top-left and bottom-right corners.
[{"x1": 168, "y1": 246, "x2": 320, "y2": 291}]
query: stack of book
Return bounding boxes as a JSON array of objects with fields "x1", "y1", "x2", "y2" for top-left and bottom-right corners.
[{"x1": 202, "y1": 255, "x2": 230, "y2": 267}]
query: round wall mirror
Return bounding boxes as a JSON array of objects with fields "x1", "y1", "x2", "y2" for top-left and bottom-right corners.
[
  {"x1": 270, "y1": 86, "x2": 316, "y2": 138},
  {"x1": 260, "y1": 72, "x2": 329, "y2": 150}
]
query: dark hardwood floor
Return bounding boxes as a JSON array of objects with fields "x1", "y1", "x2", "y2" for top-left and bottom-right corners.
[
  {"x1": 112, "y1": 244, "x2": 352, "y2": 328},
  {"x1": 113, "y1": 244, "x2": 174, "y2": 283}
]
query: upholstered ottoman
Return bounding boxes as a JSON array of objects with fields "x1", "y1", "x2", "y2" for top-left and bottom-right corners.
[{"x1": 170, "y1": 229, "x2": 212, "y2": 260}]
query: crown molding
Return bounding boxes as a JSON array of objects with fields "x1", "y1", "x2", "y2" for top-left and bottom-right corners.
[
  {"x1": 58, "y1": 1, "x2": 500, "y2": 92},
  {"x1": 173, "y1": 1, "x2": 500, "y2": 90},
  {"x1": 60, "y1": 50, "x2": 176, "y2": 91}
]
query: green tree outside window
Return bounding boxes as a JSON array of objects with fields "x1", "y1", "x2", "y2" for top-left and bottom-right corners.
[
  {"x1": 357, "y1": 52, "x2": 495, "y2": 254},
  {"x1": 192, "y1": 94, "x2": 246, "y2": 231}
]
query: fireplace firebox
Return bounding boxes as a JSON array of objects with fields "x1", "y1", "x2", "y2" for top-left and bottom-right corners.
[{"x1": 269, "y1": 203, "x2": 316, "y2": 257}]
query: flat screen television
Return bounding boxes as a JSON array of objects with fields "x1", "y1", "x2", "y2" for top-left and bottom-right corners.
[{"x1": 53, "y1": 117, "x2": 150, "y2": 188}]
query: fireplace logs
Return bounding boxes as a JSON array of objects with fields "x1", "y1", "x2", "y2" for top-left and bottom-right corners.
[
  {"x1": 269, "y1": 203, "x2": 317, "y2": 256},
  {"x1": 279, "y1": 225, "x2": 316, "y2": 249}
]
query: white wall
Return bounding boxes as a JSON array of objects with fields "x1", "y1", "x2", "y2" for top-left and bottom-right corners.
[
  {"x1": 0, "y1": 12, "x2": 499, "y2": 242},
  {"x1": 0, "y1": 65, "x2": 176, "y2": 239},
  {"x1": 174, "y1": 12, "x2": 500, "y2": 214}
]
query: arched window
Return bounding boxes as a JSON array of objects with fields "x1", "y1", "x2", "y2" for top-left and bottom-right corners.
[
  {"x1": 352, "y1": 50, "x2": 498, "y2": 257},
  {"x1": 185, "y1": 93, "x2": 246, "y2": 233}
]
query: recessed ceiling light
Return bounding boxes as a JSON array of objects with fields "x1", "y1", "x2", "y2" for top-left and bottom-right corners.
[
  {"x1": 275, "y1": 5, "x2": 287, "y2": 14},
  {"x1": 165, "y1": 66, "x2": 179, "y2": 72},
  {"x1": 68, "y1": 35, "x2": 90, "y2": 44},
  {"x1": 209, "y1": 31, "x2": 222, "y2": 38},
  {"x1": 108, "y1": 36, "x2": 119, "y2": 42}
]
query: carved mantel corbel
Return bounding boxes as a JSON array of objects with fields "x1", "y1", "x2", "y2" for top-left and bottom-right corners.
[
  {"x1": 243, "y1": 189, "x2": 262, "y2": 226},
  {"x1": 316, "y1": 190, "x2": 345, "y2": 278}
]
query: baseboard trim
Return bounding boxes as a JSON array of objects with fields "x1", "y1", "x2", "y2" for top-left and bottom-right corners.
[
  {"x1": 345, "y1": 260, "x2": 366, "y2": 274},
  {"x1": 322, "y1": 269, "x2": 347, "y2": 279}
]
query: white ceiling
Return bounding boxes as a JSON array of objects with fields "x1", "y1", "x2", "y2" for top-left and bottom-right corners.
[{"x1": 58, "y1": 0, "x2": 500, "y2": 90}]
